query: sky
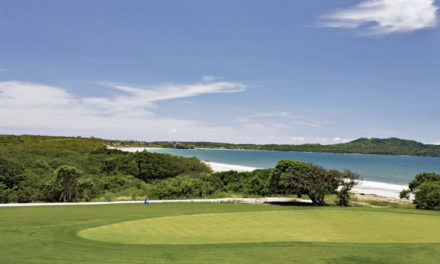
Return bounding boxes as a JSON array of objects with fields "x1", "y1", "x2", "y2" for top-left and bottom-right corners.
[{"x1": 0, "y1": 0, "x2": 439, "y2": 144}]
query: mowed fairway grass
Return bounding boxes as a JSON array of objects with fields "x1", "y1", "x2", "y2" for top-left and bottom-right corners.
[{"x1": 1, "y1": 203, "x2": 440, "y2": 264}]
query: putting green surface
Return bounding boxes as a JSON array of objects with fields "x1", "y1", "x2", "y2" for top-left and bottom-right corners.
[
  {"x1": 79, "y1": 210, "x2": 440, "y2": 245},
  {"x1": 3, "y1": 204, "x2": 440, "y2": 264}
]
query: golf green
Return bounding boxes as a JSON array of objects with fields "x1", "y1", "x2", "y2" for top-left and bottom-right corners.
[{"x1": 78, "y1": 210, "x2": 440, "y2": 245}]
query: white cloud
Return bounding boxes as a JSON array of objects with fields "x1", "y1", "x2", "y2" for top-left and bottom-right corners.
[
  {"x1": 80, "y1": 80, "x2": 246, "y2": 117},
  {"x1": 321, "y1": 0, "x2": 439, "y2": 35},
  {"x1": 0, "y1": 80, "x2": 247, "y2": 141},
  {"x1": 239, "y1": 112, "x2": 320, "y2": 128},
  {"x1": 432, "y1": 141, "x2": 440, "y2": 145},
  {"x1": 252, "y1": 112, "x2": 292, "y2": 118},
  {"x1": 202, "y1": 76, "x2": 217, "y2": 81},
  {"x1": 333, "y1": 137, "x2": 351, "y2": 143},
  {"x1": 0, "y1": 81, "x2": 366, "y2": 145}
]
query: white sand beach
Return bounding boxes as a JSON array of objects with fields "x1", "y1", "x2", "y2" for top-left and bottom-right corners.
[
  {"x1": 113, "y1": 147, "x2": 409, "y2": 200},
  {"x1": 205, "y1": 161, "x2": 259, "y2": 172},
  {"x1": 203, "y1": 161, "x2": 408, "y2": 200}
]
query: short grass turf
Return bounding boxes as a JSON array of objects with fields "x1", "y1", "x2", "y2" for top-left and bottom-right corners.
[
  {"x1": 79, "y1": 210, "x2": 440, "y2": 245},
  {"x1": 1, "y1": 203, "x2": 440, "y2": 264}
]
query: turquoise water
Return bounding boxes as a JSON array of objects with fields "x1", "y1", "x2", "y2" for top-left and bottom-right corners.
[{"x1": 148, "y1": 148, "x2": 440, "y2": 185}]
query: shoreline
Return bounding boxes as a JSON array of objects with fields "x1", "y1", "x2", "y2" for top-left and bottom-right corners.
[
  {"x1": 109, "y1": 146, "x2": 440, "y2": 159},
  {"x1": 203, "y1": 161, "x2": 408, "y2": 200},
  {"x1": 114, "y1": 147, "x2": 410, "y2": 200}
]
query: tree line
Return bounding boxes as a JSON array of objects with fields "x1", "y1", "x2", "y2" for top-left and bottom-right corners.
[
  {"x1": 0, "y1": 135, "x2": 359, "y2": 205},
  {"x1": 107, "y1": 137, "x2": 440, "y2": 157},
  {"x1": 1, "y1": 135, "x2": 439, "y2": 209}
]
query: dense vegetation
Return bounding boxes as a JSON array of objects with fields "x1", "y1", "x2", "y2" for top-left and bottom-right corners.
[
  {"x1": 1, "y1": 134, "x2": 360, "y2": 205},
  {"x1": 0, "y1": 135, "x2": 211, "y2": 203},
  {"x1": 400, "y1": 172, "x2": 440, "y2": 209},
  {"x1": 107, "y1": 137, "x2": 440, "y2": 157}
]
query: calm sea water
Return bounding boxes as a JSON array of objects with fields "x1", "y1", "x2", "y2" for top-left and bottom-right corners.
[{"x1": 148, "y1": 148, "x2": 440, "y2": 185}]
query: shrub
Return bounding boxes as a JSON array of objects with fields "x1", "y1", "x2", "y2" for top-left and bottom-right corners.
[
  {"x1": 270, "y1": 160, "x2": 355, "y2": 205},
  {"x1": 400, "y1": 172, "x2": 440, "y2": 209}
]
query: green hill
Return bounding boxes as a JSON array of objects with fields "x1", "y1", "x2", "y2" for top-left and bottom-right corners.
[
  {"x1": 108, "y1": 137, "x2": 440, "y2": 157},
  {"x1": 0, "y1": 134, "x2": 211, "y2": 203}
]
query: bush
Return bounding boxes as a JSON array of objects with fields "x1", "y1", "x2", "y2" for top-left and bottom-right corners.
[
  {"x1": 150, "y1": 174, "x2": 222, "y2": 199},
  {"x1": 413, "y1": 182, "x2": 440, "y2": 209},
  {"x1": 0, "y1": 158, "x2": 26, "y2": 202},
  {"x1": 270, "y1": 160, "x2": 354, "y2": 205},
  {"x1": 244, "y1": 169, "x2": 273, "y2": 196},
  {"x1": 45, "y1": 165, "x2": 82, "y2": 202},
  {"x1": 400, "y1": 172, "x2": 440, "y2": 209}
]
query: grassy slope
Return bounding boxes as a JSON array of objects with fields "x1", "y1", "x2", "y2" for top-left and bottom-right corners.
[{"x1": 1, "y1": 203, "x2": 440, "y2": 264}]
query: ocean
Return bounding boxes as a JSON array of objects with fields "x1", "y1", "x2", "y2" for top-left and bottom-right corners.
[{"x1": 147, "y1": 148, "x2": 440, "y2": 185}]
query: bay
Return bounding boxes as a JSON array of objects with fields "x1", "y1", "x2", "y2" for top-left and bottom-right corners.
[{"x1": 147, "y1": 148, "x2": 440, "y2": 185}]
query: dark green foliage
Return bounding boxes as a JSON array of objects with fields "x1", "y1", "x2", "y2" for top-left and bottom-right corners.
[
  {"x1": 413, "y1": 182, "x2": 440, "y2": 209},
  {"x1": 135, "y1": 151, "x2": 211, "y2": 182},
  {"x1": 46, "y1": 165, "x2": 82, "y2": 202},
  {"x1": 270, "y1": 160, "x2": 356, "y2": 205},
  {"x1": 401, "y1": 172, "x2": 440, "y2": 209},
  {"x1": 150, "y1": 174, "x2": 222, "y2": 199},
  {"x1": 0, "y1": 157, "x2": 24, "y2": 189},
  {"x1": 244, "y1": 169, "x2": 273, "y2": 196},
  {"x1": 408, "y1": 172, "x2": 440, "y2": 192},
  {"x1": 211, "y1": 170, "x2": 247, "y2": 193},
  {"x1": 208, "y1": 169, "x2": 273, "y2": 196},
  {"x1": 1, "y1": 134, "x2": 362, "y2": 205},
  {"x1": 0, "y1": 158, "x2": 26, "y2": 202},
  {"x1": 337, "y1": 170, "x2": 361, "y2": 206},
  {"x1": 110, "y1": 137, "x2": 440, "y2": 157},
  {"x1": 0, "y1": 135, "x2": 211, "y2": 203}
]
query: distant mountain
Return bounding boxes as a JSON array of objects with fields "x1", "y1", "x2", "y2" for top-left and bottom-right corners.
[
  {"x1": 3, "y1": 135, "x2": 437, "y2": 157},
  {"x1": 107, "y1": 137, "x2": 440, "y2": 157}
]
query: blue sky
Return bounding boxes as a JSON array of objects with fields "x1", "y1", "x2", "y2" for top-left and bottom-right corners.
[{"x1": 0, "y1": 0, "x2": 439, "y2": 144}]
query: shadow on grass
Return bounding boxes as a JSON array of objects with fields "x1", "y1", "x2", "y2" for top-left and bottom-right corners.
[{"x1": 264, "y1": 201, "x2": 316, "y2": 206}]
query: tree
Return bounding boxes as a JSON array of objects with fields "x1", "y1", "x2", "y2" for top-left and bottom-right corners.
[
  {"x1": 0, "y1": 158, "x2": 25, "y2": 203},
  {"x1": 337, "y1": 169, "x2": 360, "y2": 206},
  {"x1": 50, "y1": 165, "x2": 82, "y2": 202},
  {"x1": 270, "y1": 160, "x2": 341, "y2": 205},
  {"x1": 400, "y1": 172, "x2": 440, "y2": 209},
  {"x1": 0, "y1": 158, "x2": 24, "y2": 189},
  {"x1": 245, "y1": 169, "x2": 273, "y2": 196}
]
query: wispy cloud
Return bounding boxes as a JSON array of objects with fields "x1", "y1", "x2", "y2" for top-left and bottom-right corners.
[
  {"x1": 201, "y1": 76, "x2": 217, "y2": 82},
  {"x1": 239, "y1": 112, "x2": 320, "y2": 128},
  {"x1": 85, "y1": 58, "x2": 135, "y2": 65},
  {"x1": 0, "y1": 80, "x2": 336, "y2": 144},
  {"x1": 333, "y1": 137, "x2": 350, "y2": 143},
  {"x1": 320, "y1": 0, "x2": 439, "y2": 35},
  {"x1": 80, "y1": 80, "x2": 246, "y2": 117},
  {"x1": 0, "y1": 79, "x2": 246, "y2": 140}
]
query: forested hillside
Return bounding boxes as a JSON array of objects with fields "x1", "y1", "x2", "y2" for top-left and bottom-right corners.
[
  {"x1": 0, "y1": 135, "x2": 210, "y2": 203},
  {"x1": 0, "y1": 134, "x2": 359, "y2": 205},
  {"x1": 107, "y1": 137, "x2": 440, "y2": 157}
]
